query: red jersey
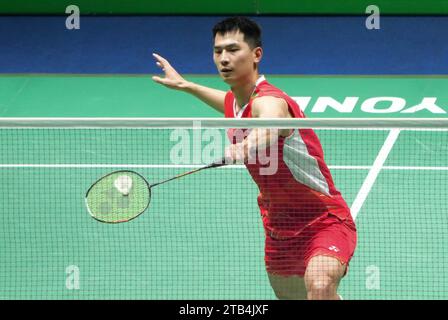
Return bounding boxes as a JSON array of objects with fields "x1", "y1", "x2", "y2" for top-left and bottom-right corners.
[{"x1": 225, "y1": 76, "x2": 353, "y2": 239}]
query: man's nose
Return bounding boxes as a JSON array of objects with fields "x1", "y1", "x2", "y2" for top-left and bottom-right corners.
[{"x1": 220, "y1": 51, "x2": 230, "y2": 65}]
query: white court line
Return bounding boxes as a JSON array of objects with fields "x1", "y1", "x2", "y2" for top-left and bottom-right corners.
[
  {"x1": 382, "y1": 166, "x2": 448, "y2": 170},
  {"x1": 331, "y1": 165, "x2": 448, "y2": 170},
  {"x1": 0, "y1": 164, "x2": 447, "y2": 170},
  {"x1": 350, "y1": 129, "x2": 401, "y2": 220},
  {"x1": 0, "y1": 164, "x2": 245, "y2": 169}
]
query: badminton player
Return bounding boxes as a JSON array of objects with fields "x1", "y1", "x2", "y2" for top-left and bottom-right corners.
[{"x1": 152, "y1": 16, "x2": 357, "y2": 300}]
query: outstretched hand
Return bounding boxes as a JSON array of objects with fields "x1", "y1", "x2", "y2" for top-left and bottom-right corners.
[{"x1": 152, "y1": 53, "x2": 190, "y2": 91}]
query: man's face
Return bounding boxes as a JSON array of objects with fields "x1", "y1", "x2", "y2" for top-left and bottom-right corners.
[{"x1": 213, "y1": 31, "x2": 261, "y2": 85}]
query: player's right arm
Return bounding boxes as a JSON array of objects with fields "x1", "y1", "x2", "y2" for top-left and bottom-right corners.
[{"x1": 151, "y1": 53, "x2": 226, "y2": 114}]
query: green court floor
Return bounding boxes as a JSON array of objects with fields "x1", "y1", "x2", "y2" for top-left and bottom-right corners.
[{"x1": 0, "y1": 127, "x2": 446, "y2": 299}]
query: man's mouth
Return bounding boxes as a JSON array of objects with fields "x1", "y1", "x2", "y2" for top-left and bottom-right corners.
[{"x1": 221, "y1": 68, "x2": 233, "y2": 73}]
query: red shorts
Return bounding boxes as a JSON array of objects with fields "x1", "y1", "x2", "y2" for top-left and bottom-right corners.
[{"x1": 264, "y1": 213, "x2": 357, "y2": 277}]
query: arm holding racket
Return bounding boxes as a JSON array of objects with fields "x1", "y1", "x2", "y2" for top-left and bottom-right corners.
[
  {"x1": 151, "y1": 53, "x2": 226, "y2": 114},
  {"x1": 224, "y1": 96, "x2": 292, "y2": 164}
]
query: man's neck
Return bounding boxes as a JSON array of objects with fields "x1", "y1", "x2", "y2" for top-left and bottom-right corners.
[{"x1": 231, "y1": 72, "x2": 260, "y2": 109}]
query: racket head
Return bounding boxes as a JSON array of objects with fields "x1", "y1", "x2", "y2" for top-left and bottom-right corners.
[{"x1": 85, "y1": 170, "x2": 151, "y2": 223}]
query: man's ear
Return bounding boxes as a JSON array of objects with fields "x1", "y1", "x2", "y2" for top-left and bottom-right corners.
[{"x1": 253, "y1": 47, "x2": 263, "y2": 64}]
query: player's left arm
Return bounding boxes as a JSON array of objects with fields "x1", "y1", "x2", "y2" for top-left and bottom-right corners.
[{"x1": 225, "y1": 96, "x2": 292, "y2": 163}]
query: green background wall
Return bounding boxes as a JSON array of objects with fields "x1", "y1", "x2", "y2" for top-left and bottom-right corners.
[{"x1": 1, "y1": 0, "x2": 448, "y2": 15}]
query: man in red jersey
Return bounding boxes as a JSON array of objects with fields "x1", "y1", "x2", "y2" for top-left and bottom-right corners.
[{"x1": 152, "y1": 16, "x2": 357, "y2": 300}]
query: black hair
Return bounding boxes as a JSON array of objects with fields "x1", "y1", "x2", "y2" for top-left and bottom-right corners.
[{"x1": 212, "y1": 16, "x2": 262, "y2": 49}]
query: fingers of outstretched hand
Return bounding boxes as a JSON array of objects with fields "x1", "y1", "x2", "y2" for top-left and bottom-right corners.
[
  {"x1": 152, "y1": 53, "x2": 169, "y2": 68},
  {"x1": 152, "y1": 75, "x2": 169, "y2": 84},
  {"x1": 151, "y1": 75, "x2": 161, "y2": 82},
  {"x1": 152, "y1": 76, "x2": 180, "y2": 89}
]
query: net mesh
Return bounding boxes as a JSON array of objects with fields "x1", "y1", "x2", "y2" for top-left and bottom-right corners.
[{"x1": 0, "y1": 118, "x2": 447, "y2": 300}]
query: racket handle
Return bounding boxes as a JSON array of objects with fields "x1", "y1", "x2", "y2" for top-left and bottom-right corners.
[
  {"x1": 210, "y1": 157, "x2": 227, "y2": 168},
  {"x1": 149, "y1": 157, "x2": 228, "y2": 189}
]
